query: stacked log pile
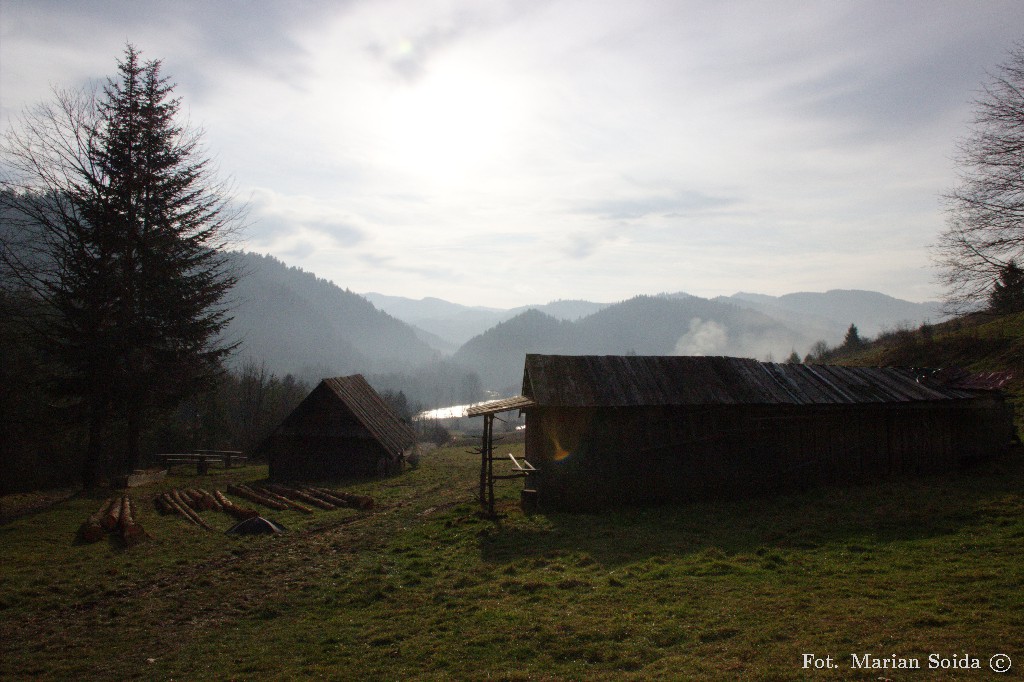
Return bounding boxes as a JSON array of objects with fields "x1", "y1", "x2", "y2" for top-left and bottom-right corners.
[
  {"x1": 263, "y1": 484, "x2": 374, "y2": 511},
  {"x1": 155, "y1": 489, "x2": 215, "y2": 530},
  {"x1": 308, "y1": 486, "x2": 374, "y2": 511},
  {"x1": 264, "y1": 483, "x2": 336, "y2": 510},
  {"x1": 78, "y1": 495, "x2": 150, "y2": 546},
  {"x1": 248, "y1": 485, "x2": 315, "y2": 513},
  {"x1": 151, "y1": 484, "x2": 375, "y2": 531},
  {"x1": 227, "y1": 483, "x2": 296, "y2": 512},
  {"x1": 120, "y1": 496, "x2": 147, "y2": 547}
]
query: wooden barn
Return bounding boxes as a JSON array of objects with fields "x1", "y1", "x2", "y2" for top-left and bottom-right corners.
[
  {"x1": 516, "y1": 354, "x2": 1015, "y2": 511},
  {"x1": 266, "y1": 374, "x2": 416, "y2": 481}
]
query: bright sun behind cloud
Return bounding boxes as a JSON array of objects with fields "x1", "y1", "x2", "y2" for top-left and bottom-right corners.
[{"x1": 383, "y1": 56, "x2": 527, "y2": 183}]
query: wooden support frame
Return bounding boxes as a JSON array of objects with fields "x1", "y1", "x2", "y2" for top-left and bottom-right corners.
[{"x1": 467, "y1": 396, "x2": 535, "y2": 517}]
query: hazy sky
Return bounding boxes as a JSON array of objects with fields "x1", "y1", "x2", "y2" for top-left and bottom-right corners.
[{"x1": 3, "y1": 1, "x2": 1023, "y2": 307}]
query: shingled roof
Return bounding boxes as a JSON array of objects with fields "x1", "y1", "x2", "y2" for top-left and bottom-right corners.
[
  {"x1": 522, "y1": 355, "x2": 994, "y2": 407},
  {"x1": 320, "y1": 375, "x2": 416, "y2": 453}
]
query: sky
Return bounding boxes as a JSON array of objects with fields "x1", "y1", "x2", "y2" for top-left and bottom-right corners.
[{"x1": 2, "y1": 0, "x2": 1023, "y2": 308}]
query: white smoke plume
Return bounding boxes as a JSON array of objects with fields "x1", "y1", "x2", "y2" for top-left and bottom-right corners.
[{"x1": 673, "y1": 317, "x2": 727, "y2": 356}]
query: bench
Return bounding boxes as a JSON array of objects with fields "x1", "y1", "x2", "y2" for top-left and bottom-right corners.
[{"x1": 155, "y1": 451, "x2": 247, "y2": 473}]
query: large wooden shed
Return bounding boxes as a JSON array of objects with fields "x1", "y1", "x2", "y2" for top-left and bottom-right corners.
[
  {"x1": 519, "y1": 354, "x2": 1015, "y2": 510},
  {"x1": 266, "y1": 374, "x2": 416, "y2": 481}
]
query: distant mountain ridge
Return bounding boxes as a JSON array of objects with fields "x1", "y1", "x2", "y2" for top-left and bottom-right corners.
[
  {"x1": 363, "y1": 292, "x2": 610, "y2": 349},
  {"x1": 366, "y1": 289, "x2": 944, "y2": 361},
  {"x1": 451, "y1": 295, "x2": 815, "y2": 392},
  {"x1": 722, "y1": 289, "x2": 944, "y2": 338}
]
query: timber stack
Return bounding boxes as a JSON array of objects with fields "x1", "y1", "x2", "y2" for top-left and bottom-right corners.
[{"x1": 78, "y1": 494, "x2": 150, "y2": 546}]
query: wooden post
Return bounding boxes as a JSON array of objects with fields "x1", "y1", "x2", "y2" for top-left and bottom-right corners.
[
  {"x1": 479, "y1": 414, "x2": 490, "y2": 505},
  {"x1": 486, "y1": 415, "x2": 496, "y2": 516}
]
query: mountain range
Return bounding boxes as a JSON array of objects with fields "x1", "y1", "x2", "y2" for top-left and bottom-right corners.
[
  {"x1": 367, "y1": 288, "x2": 943, "y2": 355},
  {"x1": 222, "y1": 250, "x2": 945, "y2": 401}
]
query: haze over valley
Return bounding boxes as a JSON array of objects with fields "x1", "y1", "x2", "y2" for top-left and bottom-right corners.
[{"x1": 227, "y1": 251, "x2": 944, "y2": 403}]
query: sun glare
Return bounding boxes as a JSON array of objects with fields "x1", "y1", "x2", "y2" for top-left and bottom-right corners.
[{"x1": 384, "y1": 59, "x2": 524, "y2": 182}]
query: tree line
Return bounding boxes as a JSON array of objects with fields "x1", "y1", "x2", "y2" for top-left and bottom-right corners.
[{"x1": 0, "y1": 299, "x2": 311, "y2": 493}]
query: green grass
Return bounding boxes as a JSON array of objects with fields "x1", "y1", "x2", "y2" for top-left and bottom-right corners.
[{"x1": 2, "y1": 446, "x2": 1024, "y2": 680}]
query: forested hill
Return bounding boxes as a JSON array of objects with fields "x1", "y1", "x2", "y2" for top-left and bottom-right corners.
[
  {"x1": 223, "y1": 252, "x2": 437, "y2": 380},
  {"x1": 452, "y1": 295, "x2": 812, "y2": 392},
  {"x1": 451, "y1": 309, "x2": 575, "y2": 392},
  {"x1": 722, "y1": 290, "x2": 944, "y2": 338}
]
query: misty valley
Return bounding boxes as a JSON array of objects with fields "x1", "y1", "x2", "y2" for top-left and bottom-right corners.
[{"x1": 227, "y1": 251, "x2": 944, "y2": 406}]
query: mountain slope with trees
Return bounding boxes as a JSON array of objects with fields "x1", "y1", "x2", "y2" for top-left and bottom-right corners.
[
  {"x1": 452, "y1": 295, "x2": 811, "y2": 392},
  {"x1": 722, "y1": 289, "x2": 943, "y2": 338},
  {"x1": 364, "y1": 292, "x2": 611, "y2": 348},
  {"x1": 451, "y1": 309, "x2": 575, "y2": 392},
  {"x1": 224, "y1": 252, "x2": 439, "y2": 381}
]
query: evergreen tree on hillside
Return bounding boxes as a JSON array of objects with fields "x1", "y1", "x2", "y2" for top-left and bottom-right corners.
[
  {"x1": 989, "y1": 260, "x2": 1024, "y2": 313},
  {"x1": 842, "y1": 323, "x2": 864, "y2": 350},
  {"x1": 0, "y1": 45, "x2": 240, "y2": 486}
]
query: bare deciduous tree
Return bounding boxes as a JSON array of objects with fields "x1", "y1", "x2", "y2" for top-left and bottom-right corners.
[{"x1": 935, "y1": 44, "x2": 1024, "y2": 311}]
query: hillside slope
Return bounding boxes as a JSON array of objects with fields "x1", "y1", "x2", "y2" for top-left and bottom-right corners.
[
  {"x1": 725, "y1": 289, "x2": 944, "y2": 338},
  {"x1": 451, "y1": 309, "x2": 574, "y2": 391},
  {"x1": 3, "y1": 447, "x2": 1023, "y2": 679},
  {"x1": 224, "y1": 252, "x2": 437, "y2": 380},
  {"x1": 836, "y1": 310, "x2": 1024, "y2": 427}
]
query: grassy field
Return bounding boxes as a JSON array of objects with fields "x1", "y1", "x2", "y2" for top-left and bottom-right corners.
[{"x1": 2, "y1": 444, "x2": 1023, "y2": 680}]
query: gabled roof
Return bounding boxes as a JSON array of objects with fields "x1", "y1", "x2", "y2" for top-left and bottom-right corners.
[
  {"x1": 318, "y1": 374, "x2": 416, "y2": 453},
  {"x1": 522, "y1": 355, "x2": 992, "y2": 407}
]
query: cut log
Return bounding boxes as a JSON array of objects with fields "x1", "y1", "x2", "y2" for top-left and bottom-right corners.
[
  {"x1": 298, "y1": 487, "x2": 342, "y2": 507},
  {"x1": 168, "y1": 489, "x2": 214, "y2": 530},
  {"x1": 227, "y1": 483, "x2": 292, "y2": 511},
  {"x1": 213, "y1": 490, "x2": 260, "y2": 521},
  {"x1": 120, "y1": 495, "x2": 147, "y2": 547},
  {"x1": 264, "y1": 483, "x2": 335, "y2": 510},
  {"x1": 171, "y1": 489, "x2": 200, "y2": 514},
  {"x1": 196, "y1": 488, "x2": 223, "y2": 512},
  {"x1": 308, "y1": 486, "x2": 375, "y2": 510},
  {"x1": 101, "y1": 495, "x2": 124, "y2": 531},
  {"x1": 79, "y1": 497, "x2": 115, "y2": 542},
  {"x1": 183, "y1": 488, "x2": 210, "y2": 510},
  {"x1": 246, "y1": 485, "x2": 314, "y2": 514},
  {"x1": 183, "y1": 487, "x2": 219, "y2": 512}
]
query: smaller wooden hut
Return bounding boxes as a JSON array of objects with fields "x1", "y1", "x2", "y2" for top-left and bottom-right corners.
[{"x1": 266, "y1": 375, "x2": 416, "y2": 481}]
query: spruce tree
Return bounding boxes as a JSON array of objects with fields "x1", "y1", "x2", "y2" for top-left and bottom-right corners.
[
  {"x1": 989, "y1": 260, "x2": 1024, "y2": 313},
  {"x1": 842, "y1": 324, "x2": 863, "y2": 350},
  {"x1": 1, "y1": 45, "x2": 239, "y2": 485}
]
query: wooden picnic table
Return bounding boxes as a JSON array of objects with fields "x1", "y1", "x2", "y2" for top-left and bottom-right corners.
[{"x1": 155, "y1": 451, "x2": 247, "y2": 473}]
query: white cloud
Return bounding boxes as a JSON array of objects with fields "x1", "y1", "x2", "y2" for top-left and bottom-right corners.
[{"x1": 4, "y1": 0, "x2": 1024, "y2": 306}]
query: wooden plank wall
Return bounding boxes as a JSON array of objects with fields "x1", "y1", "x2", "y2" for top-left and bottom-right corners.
[{"x1": 526, "y1": 396, "x2": 1013, "y2": 510}]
